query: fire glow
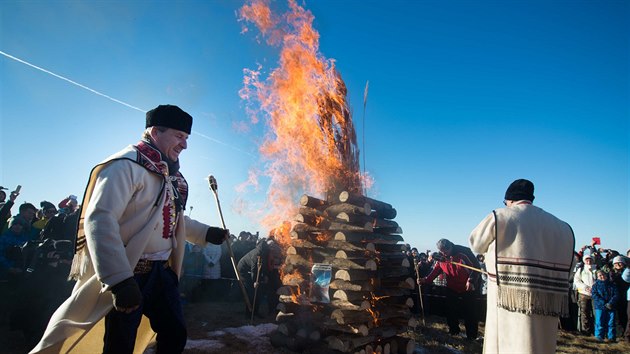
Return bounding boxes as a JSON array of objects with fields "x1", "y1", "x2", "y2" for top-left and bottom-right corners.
[{"x1": 238, "y1": 0, "x2": 369, "y2": 247}]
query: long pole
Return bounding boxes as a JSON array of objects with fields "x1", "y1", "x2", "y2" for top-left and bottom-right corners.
[
  {"x1": 207, "y1": 175, "x2": 253, "y2": 312},
  {"x1": 414, "y1": 262, "x2": 426, "y2": 326},
  {"x1": 250, "y1": 256, "x2": 262, "y2": 324},
  {"x1": 449, "y1": 261, "x2": 488, "y2": 275}
]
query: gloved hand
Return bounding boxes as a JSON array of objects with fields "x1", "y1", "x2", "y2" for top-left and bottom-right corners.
[
  {"x1": 111, "y1": 277, "x2": 142, "y2": 313},
  {"x1": 605, "y1": 303, "x2": 613, "y2": 310},
  {"x1": 206, "y1": 227, "x2": 229, "y2": 245}
]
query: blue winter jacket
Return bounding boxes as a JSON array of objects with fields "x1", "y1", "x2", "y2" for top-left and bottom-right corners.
[{"x1": 591, "y1": 279, "x2": 619, "y2": 310}]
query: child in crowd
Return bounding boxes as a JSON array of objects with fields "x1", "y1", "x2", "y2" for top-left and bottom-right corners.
[{"x1": 591, "y1": 270, "x2": 619, "y2": 342}]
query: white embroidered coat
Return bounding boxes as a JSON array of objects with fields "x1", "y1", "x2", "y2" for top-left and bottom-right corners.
[{"x1": 30, "y1": 146, "x2": 211, "y2": 353}]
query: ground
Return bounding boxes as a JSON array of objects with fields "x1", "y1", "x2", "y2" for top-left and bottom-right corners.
[{"x1": 2, "y1": 299, "x2": 630, "y2": 353}]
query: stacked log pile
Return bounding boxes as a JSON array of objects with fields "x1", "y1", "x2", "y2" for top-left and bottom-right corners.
[{"x1": 270, "y1": 191, "x2": 417, "y2": 354}]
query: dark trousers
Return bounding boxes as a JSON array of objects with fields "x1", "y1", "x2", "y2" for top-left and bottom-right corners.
[
  {"x1": 444, "y1": 287, "x2": 478, "y2": 339},
  {"x1": 625, "y1": 300, "x2": 630, "y2": 341},
  {"x1": 578, "y1": 294, "x2": 593, "y2": 334},
  {"x1": 103, "y1": 263, "x2": 186, "y2": 354}
]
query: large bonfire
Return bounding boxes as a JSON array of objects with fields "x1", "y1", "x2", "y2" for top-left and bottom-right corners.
[{"x1": 237, "y1": 1, "x2": 415, "y2": 353}]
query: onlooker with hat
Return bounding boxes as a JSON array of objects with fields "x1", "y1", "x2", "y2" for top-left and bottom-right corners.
[
  {"x1": 3, "y1": 202, "x2": 39, "y2": 239},
  {"x1": 591, "y1": 270, "x2": 619, "y2": 341},
  {"x1": 31, "y1": 104, "x2": 230, "y2": 354},
  {"x1": 575, "y1": 253, "x2": 597, "y2": 335},
  {"x1": 469, "y1": 179, "x2": 575, "y2": 353},
  {"x1": 418, "y1": 238, "x2": 481, "y2": 340},
  {"x1": 32, "y1": 201, "x2": 58, "y2": 233}
]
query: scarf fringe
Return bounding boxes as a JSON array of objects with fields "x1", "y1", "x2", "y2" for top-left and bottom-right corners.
[
  {"x1": 497, "y1": 286, "x2": 569, "y2": 317},
  {"x1": 68, "y1": 250, "x2": 89, "y2": 281}
]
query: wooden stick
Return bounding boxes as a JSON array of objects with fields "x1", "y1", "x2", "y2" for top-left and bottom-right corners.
[{"x1": 208, "y1": 175, "x2": 253, "y2": 312}]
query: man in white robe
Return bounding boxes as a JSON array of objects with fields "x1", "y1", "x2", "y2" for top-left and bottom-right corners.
[{"x1": 469, "y1": 179, "x2": 574, "y2": 354}]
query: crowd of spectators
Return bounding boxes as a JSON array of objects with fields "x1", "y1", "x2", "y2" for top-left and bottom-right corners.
[
  {"x1": 404, "y1": 237, "x2": 630, "y2": 344},
  {"x1": 0, "y1": 186, "x2": 79, "y2": 347}
]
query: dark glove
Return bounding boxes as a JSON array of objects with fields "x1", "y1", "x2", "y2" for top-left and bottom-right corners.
[
  {"x1": 605, "y1": 303, "x2": 613, "y2": 310},
  {"x1": 111, "y1": 277, "x2": 142, "y2": 311},
  {"x1": 206, "y1": 227, "x2": 229, "y2": 245}
]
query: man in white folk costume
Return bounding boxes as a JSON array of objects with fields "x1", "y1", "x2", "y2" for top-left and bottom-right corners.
[
  {"x1": 30, "y1": 105, "x2": 229, "y2": 354},
  {"x1": 469, "y1": 179, "x2": 575, "y2": 354}
]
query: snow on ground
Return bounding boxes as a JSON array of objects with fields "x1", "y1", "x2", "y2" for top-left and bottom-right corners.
[{"x1": 146, "y1": 323, "x2": 278, "y2": 353}]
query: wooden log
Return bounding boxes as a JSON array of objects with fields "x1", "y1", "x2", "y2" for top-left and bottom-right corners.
[
  {"x1": 330, "y1": 299, "x2": 370, "y2": 311},
  {"x1": 331, "y1": 309, "x2": 373, "y2": 324},
  {"x1": 391, "y1": 337, "x2": 415, "y2": 354},
  {"x1": 322, "y1": 321, "x2": 369, "y2": 336},
  {"x1": 335, "y1": 269, "x2": 376, "y2": 281},
  {"x1": 334, "y1": 231, "x2": 403, "y2": 244},
  {"x1": 329, "y1": 221, "x2": 373, "y2": 232},
  {"x1": 376, "y1": 277, "x2": 415, "y2": 290},
  {"x1": 329, "y1": 279, "x2": 375, "y2": 292},
  {"x1": 324, "y1": 202, "x2": 371, "y2": 218},
  {"x1": 372, "y1": 296, "x2": 414, "y2": 309},
  {"x1": 386, "y1": 317, "x2": 418, "y2": 329},
  {"x1": 290, "y1": 238, "x2": 324, "y2": 249},
  {"x1": 378, "y1": 266, "x2": 412, "y2": 278},
  {"x1": 327, "y1": 240, "x2": 367, "y2": 252},
  {"x1": 300, "y1": 194, "x2": 329, "y2": 210},
  {"x1": 295, "y1": 212, "x2": 331, "y2": 228},
  {"x1": 333, "y1": 258, "x2": 377, "y2": 271},
  {"x1": 372, "y1": 226, "x2": 403, "y2": 235},
  {"x1": 293, "y1": 222, "x2": 323, "y2": 233},
  {"x1": 279, "y1": 294, "x2": 310, "y2": 305},
  {"x1": 286, "y1": 246, "x2": 333, "y2": 260},
  {"x1": 327, "y1": 334, "x2": 376, "y2": 353},
  {"x1": 277, "y1": 285, "x2": 300, "y2": 296},
  {"x1": 337, "y1": 212, "x2": 400, "y2": 230},
  {"x1": 275, "y1": 311, "x2": 295, "y2": 323},
  {"x1": 276, "y1": 302, "x2": 314, "y2": 314},
  {"x1": 339, "y1": 191, "x2": 397, "y2": 219},
  {"x1": 335, "y1": 249, "x2": 376, "y2": 259},
  {"x1": 280, "y1": 266, "x2": 310, "y2": 286},
  {"x1": 377, "y1": 256, "x2": 411, "y2": 268}
]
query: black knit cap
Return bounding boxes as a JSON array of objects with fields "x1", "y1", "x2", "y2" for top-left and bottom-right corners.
[
  {"x1": 504, "y1": 179, "x2": 535, "y2": 202},
  {"x1": 145, "y1": 104, "x2": 192, "y2": 134}
]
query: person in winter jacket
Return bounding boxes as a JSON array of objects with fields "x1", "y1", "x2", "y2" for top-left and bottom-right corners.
[
  {"x1": 574, "y1": 253, "x2": 597, "y2": 334},
  {"x1": 591, "y1": 270, "x2": 619, "y2": 341}
]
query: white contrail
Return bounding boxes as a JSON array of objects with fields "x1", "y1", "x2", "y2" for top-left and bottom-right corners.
[
  {"x1": 1, "y1": 50, "x2": 256, "y2": 157},
  {"x1": 192, "y1": 131, "x2": 256, "y2": 157},
  {"x1": 0, "y1": 50, "x2": 147, "y2": 112}
]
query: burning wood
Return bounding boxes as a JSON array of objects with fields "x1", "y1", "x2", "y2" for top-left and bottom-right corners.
[{"x1": 271, "y1": 193, "x2": 415, "y2": 353}]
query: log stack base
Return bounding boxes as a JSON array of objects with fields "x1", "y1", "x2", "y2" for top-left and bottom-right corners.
[{"x1": 269, "y1": 192, "x2": 417, "y2": 353}]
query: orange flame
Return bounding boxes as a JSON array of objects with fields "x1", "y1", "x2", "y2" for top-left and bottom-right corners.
[{"x1": 238, "y1": 0, "x2": 369, "y2": 244}]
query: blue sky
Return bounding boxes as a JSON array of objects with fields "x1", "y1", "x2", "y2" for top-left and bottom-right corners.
[{"x1": 1, "y1": 0, "x2": 628, "y2": 254}]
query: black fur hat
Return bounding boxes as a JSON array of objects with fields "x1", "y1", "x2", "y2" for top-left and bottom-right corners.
[
  {"x1": 146, "y1": 104, "x2": 192, "y2": 134},
  {"x1": 504, "y1": 179, "x2": 535, "y2": 202}
]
